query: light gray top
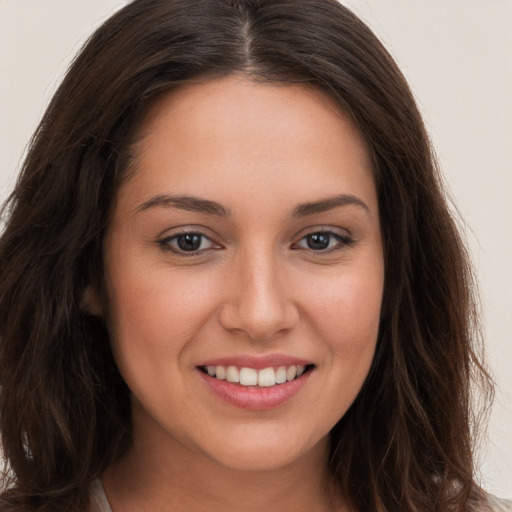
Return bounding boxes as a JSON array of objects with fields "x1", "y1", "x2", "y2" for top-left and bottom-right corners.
[
  {"x1": 89, "y1": 479, "x2": 112, "y2": 512},
  {"x1": 489, "y1": 496, "x2": 512, "y2": 512},
  {"x1": 89, "y1": 479, "x2": 512, "y2": 512}
]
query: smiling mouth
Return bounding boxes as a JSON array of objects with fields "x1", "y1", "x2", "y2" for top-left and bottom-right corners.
[{"x1": 199, "y1": 364, "x2": 314, "y2": 388}]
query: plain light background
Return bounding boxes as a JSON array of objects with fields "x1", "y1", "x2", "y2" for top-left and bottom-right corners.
[{"x1": 1, "y1": 0, "x2": 511, "y2": 498}]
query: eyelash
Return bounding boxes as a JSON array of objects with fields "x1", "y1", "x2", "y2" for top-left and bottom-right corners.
[
  {"x1": 158, "y1": 231, "x2": 219, "y2": 256},
  {"x1": 291, "y1": 231, "x2": 354, "y2": 252},
  {"x1": 158, "y1": 229, "x2": 354, "y2": 256}
]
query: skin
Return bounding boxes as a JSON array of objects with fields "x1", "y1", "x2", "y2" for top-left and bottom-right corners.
[{"x1": 97, "y1": 76, "x2": 384, "y2": 512}]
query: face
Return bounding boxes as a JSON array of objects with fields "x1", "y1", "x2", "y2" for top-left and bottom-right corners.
[{"x1": 101, "y1": 77, "x2": 384, "y2": 472}]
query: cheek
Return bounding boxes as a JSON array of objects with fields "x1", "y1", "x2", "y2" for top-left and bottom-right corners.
[
  {"x1": 108, "y1": 262, "x2": 217, "y2": 335},
  {"x1": 307, "y1": 269, "x2": 383, "y2": 343},
  {"x1": 302, "y1": 265, "x2": 383, "y2": 403},
  {"x1": 103, "y1": 265, "x2": 226, "y2": 423},
  {"x1": 104, "y1": 257, "x2": 225, "y2": 384}
]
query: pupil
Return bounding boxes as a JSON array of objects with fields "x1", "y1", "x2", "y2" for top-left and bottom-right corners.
[
  {"x1": 307, "y1": 233, "x2": 330, "y2": 250},
  {"x1": 178, "y1": 234, "x2": 201, "y2": 251}
]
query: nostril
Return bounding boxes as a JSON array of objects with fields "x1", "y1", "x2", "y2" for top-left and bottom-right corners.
[{"x1": 218, "y1": 298, "x2": 300, "y2": 341}]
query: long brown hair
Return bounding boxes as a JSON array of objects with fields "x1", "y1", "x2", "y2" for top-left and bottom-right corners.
[{"x1": 0, "y1": 1, "x2": 493, "y2": 510}]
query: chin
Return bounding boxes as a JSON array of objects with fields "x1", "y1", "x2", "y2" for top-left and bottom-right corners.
[
  {"x1": 214, "y1": 449, "x2": 301, "y2": 472},
  {"x1": 201, "y1": 432, "x2": 324, "y2": 473}
]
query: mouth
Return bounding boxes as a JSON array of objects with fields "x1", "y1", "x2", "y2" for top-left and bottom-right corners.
[
  {"x1": 198, "y1": 364, "x2": 315, "y2": 388},
  {"x1": 197, "y1": 356, "x2": 315, "y2": 410}
]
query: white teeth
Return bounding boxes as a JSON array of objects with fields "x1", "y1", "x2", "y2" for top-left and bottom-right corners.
[
  {"x1": 286, "y1": 365, "x2": 297, "y2": 381},
  {"x1": 257, "y1": 367, "x2": 276, "y2": 387},
  {"x1": 216, "y1": 365, "x2": 226, "y2": 380},
  {"x1": 240, "y1": 367, "x2": 258, "y2": 386},
  {"x1": 226, "y1": 366, "x2": 239, "y2": 383},
  {"x1": 205, "y1": 364, "x2": 308, "y2": 387},
  {"x1": 275, "y1": 366, "x2": 287, "y2": 384}
]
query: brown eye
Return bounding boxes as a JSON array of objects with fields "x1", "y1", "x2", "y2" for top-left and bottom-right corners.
[
  {"x1": 160, "y1": 232, "x2": 217, "y2": 254},
  {"x1": 305, "y1": 233, "x2": 331, "y2": 250},
  {"x1": 294, "y1": 231, "x2": 354, "y2": 252},
  {"x1": 176, "y1": 233, "x2": 203, "y2": 251}
]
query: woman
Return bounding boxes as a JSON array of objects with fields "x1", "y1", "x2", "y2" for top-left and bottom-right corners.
[{"x1": 0, "y1": 0, "x2": 507, "y2": 510}]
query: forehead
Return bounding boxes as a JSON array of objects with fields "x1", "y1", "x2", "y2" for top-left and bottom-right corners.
[
  {"x1": 134, "y1": 76, "x2": 367, "y2": 158},
  {"x1": 117, "y1": 76, "x2": 376, "y2": 217}
]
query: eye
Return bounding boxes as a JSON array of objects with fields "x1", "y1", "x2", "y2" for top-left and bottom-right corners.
[
  {"x1": 159, "y1": 231, "x2": 219, "y2": 255},
  {"x1": 293, "y1": 231, "x2": 353, "y2": 252}
]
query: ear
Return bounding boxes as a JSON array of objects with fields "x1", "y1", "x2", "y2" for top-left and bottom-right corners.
[{"x1": 81, "y1": 286, "x2": 103, "y2": 316}]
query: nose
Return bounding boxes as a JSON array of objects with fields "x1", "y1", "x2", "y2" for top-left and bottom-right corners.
[{"x1": 218, "y1": 249, "x2": 299, "y2": 341}]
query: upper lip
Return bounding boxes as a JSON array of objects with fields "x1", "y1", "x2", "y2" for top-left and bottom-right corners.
[{"x1": 197, "y1": 354, "x2": 313, "y2": 370}]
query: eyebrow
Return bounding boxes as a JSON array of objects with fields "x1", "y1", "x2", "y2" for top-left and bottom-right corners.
[
  {"x1": 135, "y1": 193, "x2": 369, "y2": 217},
  {"x1": 291, "y1": 194, "x2": 370, "y2": 217},
  {"x1": 136, "y1": 194, "x2": 231, "y2": 217}
]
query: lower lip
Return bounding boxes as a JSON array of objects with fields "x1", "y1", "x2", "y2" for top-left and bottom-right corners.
[{"x1": 198, "y1": 370, "x2": 311, "y2": 410}]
